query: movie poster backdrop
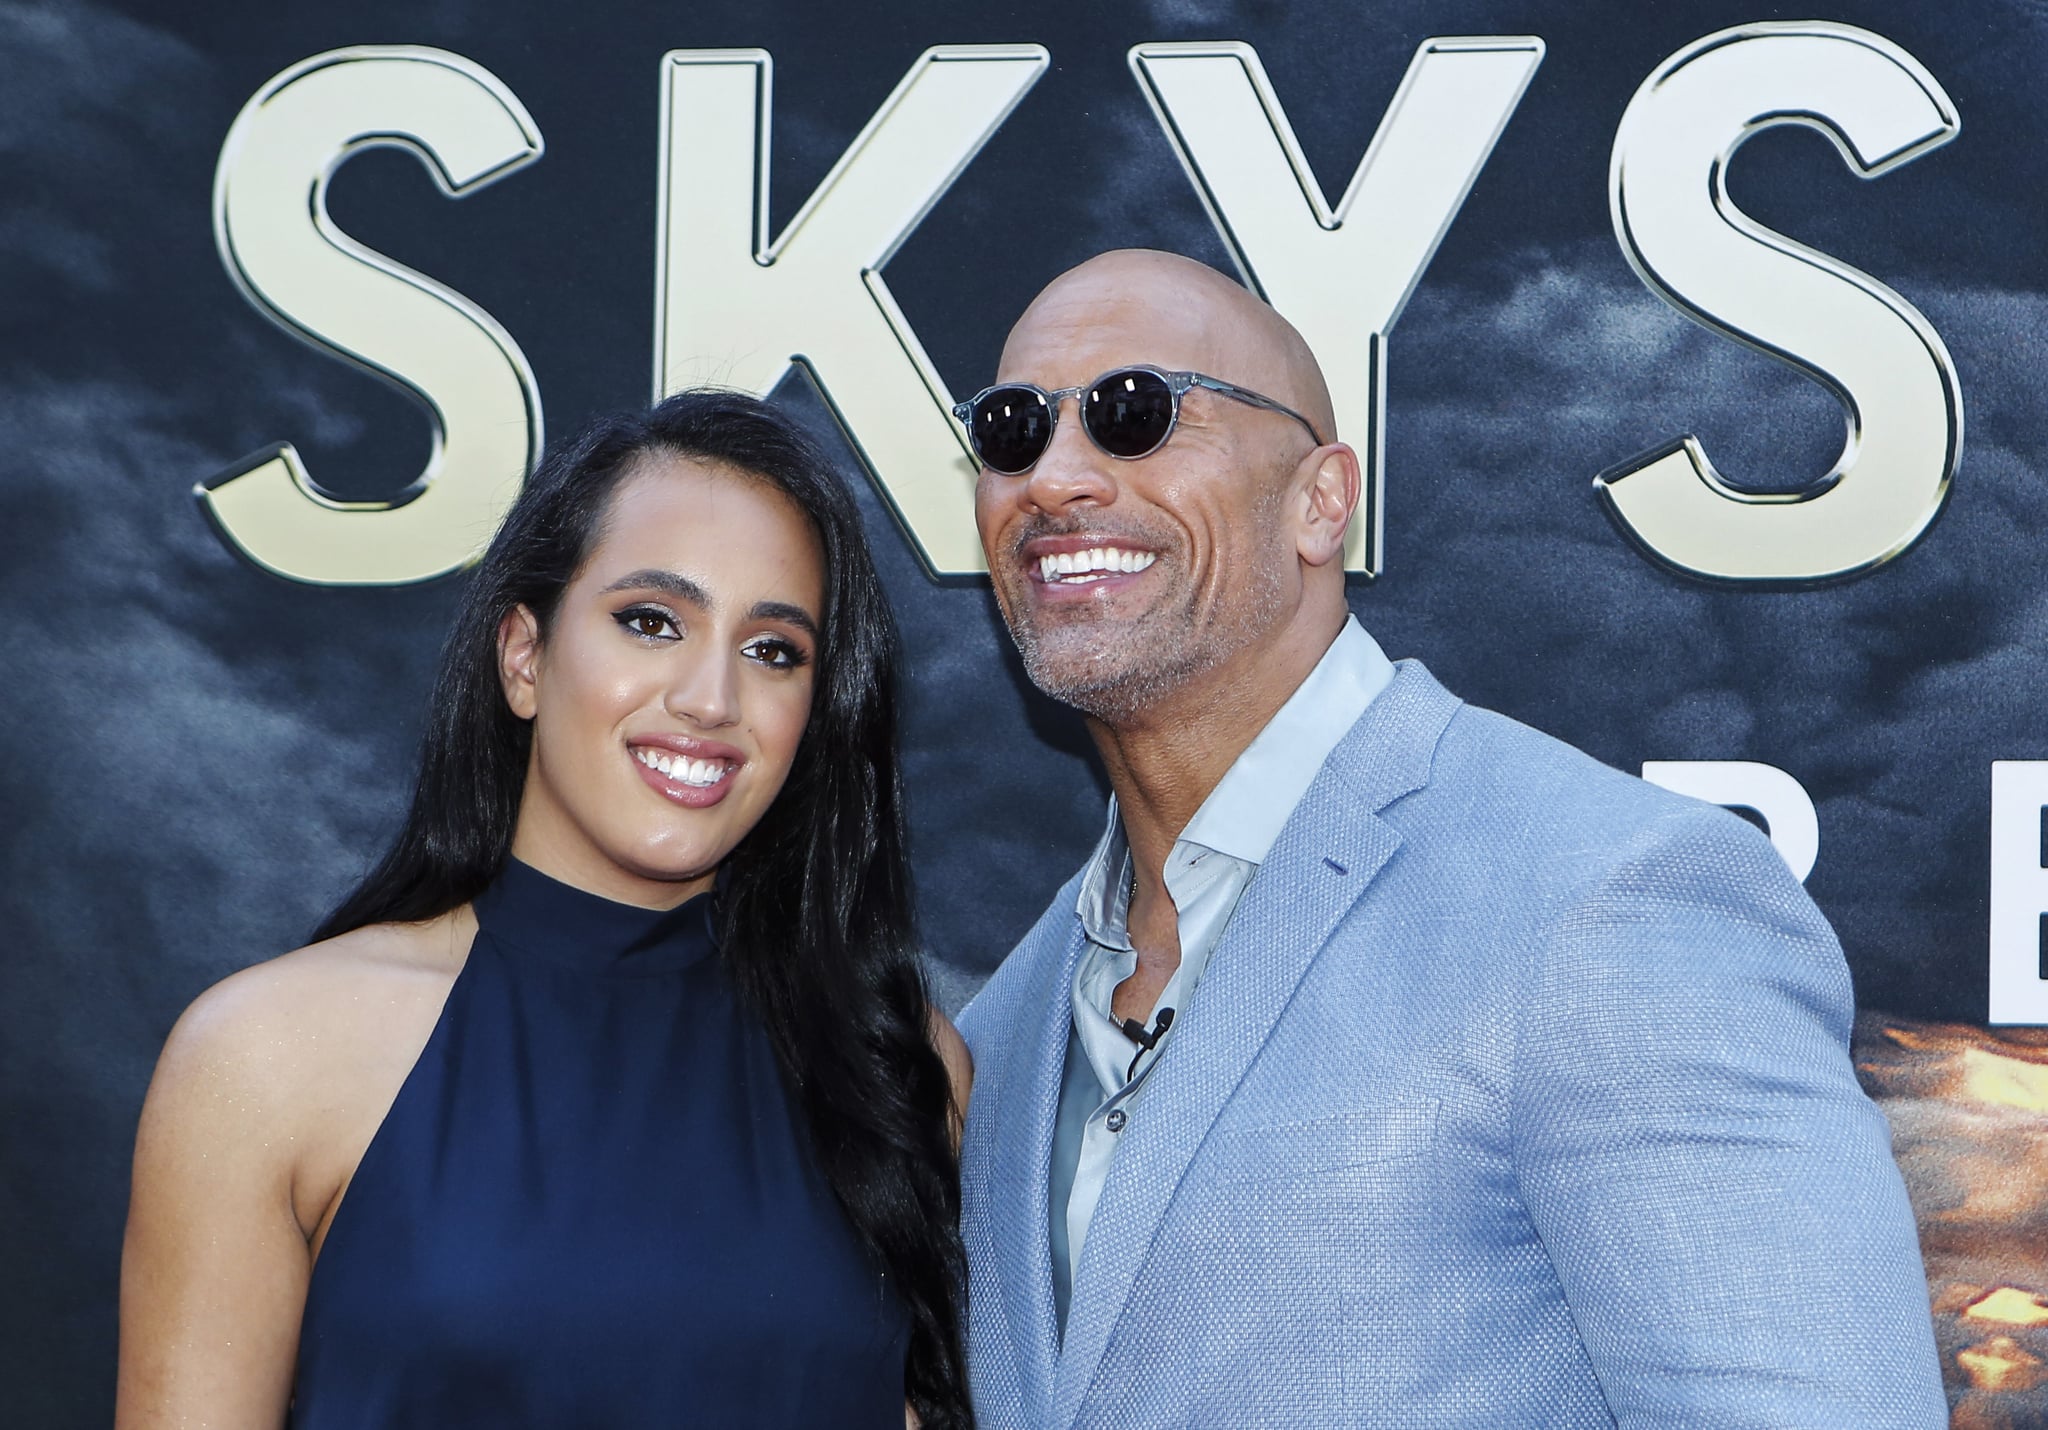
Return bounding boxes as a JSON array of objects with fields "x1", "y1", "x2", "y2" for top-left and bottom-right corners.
[{"x1": 6, "y1": 1, "x2": 2046, "y2": 1421}]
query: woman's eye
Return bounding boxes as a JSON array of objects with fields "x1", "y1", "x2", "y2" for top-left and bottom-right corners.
[
  {"x1": 615, "y1": 608, "x2": 679, "y2": 640},
  {"x1": 744, "y1": 636, "x2": 809, "y2": 670}
]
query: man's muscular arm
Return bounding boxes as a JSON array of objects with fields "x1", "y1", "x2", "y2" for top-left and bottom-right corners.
[{"x1": 1512, "y1": 803, "x2": 1944, "y2": 1429}]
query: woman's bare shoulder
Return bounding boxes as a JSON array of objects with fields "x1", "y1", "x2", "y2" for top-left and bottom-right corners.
[
  {"x1": 148, "y1": 911, "x2": 477, "y2": 1150},
  {"x1": 118, "y1": 912, "x2": 479, "y2": 1423}
]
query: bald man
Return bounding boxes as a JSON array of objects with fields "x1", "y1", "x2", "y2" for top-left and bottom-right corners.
[{"x1": 952, "y1": 251, "x2": 1943, "y2": 1428}]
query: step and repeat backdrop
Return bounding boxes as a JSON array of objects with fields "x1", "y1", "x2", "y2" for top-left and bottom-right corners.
[{"x1": 7, "y1": 0, "x2": 2047, "y2": 1421}]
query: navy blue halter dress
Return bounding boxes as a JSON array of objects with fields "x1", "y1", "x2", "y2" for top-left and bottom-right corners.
[{"x1": 290, "y1": 859, "x2": 910, "y2": 1427}]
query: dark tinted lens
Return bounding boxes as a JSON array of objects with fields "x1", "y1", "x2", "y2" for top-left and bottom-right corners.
[
  {"x1": 969, "y1": 386, "x2": 1054, "y2": 474},
  {"x1": 1082, "y1": 369, "x2": 1175, "y2": 458}
]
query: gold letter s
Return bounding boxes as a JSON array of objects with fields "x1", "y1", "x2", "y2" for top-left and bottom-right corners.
[
  {"x1": 1600, "y1": 23, "x2": 1961, "y2": 584},
  {"x1": 204, "y1": 46, "x2": 544, "y2": 586}
]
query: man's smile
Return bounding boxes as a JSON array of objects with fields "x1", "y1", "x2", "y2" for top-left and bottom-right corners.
[{"x1": 1021, "y1": 534, "x2": 1161, "y2": 590}]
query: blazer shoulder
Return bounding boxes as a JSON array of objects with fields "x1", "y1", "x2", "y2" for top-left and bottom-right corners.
[
  {"x1": 1434, "y1": 697, "x2": 1733, "y2": 828},
  {"x1": 1384, "y1": 688, "x2": 1794, "y2": 914}
]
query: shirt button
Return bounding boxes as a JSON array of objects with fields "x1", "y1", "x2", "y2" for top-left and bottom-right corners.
[{"x1": 1106, "y1": 1109, "x2": 1127, "y2": 1133}]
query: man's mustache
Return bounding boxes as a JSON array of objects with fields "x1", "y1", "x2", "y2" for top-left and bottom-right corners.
[{"x1": 1003, "y1": 516, "x2": 1172, "y2": 564}]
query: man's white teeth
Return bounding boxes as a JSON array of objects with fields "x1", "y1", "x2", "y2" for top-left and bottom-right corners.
[
  {"x1": 1038, "y1": 546, "x2": 1157, "y2": 583},
  {"x1": 633, "y1": 748, "x2": 729, "y2": 787}
]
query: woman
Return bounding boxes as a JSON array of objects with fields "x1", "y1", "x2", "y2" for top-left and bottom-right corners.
[{"x1": 115, "y1": 391, "x2": 974, "y2": 1428}]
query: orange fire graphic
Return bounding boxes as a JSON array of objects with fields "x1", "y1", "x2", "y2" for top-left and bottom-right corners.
[{"x1": 1857, "y1": 1013, "x2": 2048, "y2": 1426}]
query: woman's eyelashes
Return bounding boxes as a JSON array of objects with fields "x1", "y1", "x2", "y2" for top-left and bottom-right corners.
[
  {"x1": 612, "y1": 604, "x2": 811, "y2": 670},
  {"x1": 743, "y1": 634, "x2": 811, "y2": 671},
  {"x1": 614, "y1": 604, "x2": 682, "y2": 641}
]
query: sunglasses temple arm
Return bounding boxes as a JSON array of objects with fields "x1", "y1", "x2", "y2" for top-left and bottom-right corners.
[{"x1": 1188, "y1": 375, "x2": 1326, "y2": 447}]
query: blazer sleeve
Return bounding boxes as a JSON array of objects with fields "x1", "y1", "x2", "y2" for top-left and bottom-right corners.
[{"x1": 1510, "y1": 802, "x2": 1947, "y2": 1429}]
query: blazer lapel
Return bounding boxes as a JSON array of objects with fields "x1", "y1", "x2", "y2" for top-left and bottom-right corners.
[
  {"x1": 1048, "y1": 661, "x2": 1460, "y2": 1423},
  {"x1": 974, "y1": 918, "x2": 1089, "y2": 1412}
]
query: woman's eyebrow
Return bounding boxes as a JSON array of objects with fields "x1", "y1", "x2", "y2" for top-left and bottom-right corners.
[
  {"x1": 600, "y1": 568, "x2": 711, "y2": 607},
  {"x1": 600, "y1": 571, "x2": 816, "y2": 638},
  {"x1": 749, "y1": 600, "x2": 819, "y2": 638}
]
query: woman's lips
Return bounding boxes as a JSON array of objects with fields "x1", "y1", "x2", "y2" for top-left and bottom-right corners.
[{"x1": 629, "y1": 744, "x2": 739, "y2": 809}]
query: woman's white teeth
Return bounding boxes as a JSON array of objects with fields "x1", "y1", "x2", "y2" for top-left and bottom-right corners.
[
  {"x1": 1039, "y1": 547, "x2": 1156, "y2": 582},
  {"x1": 634, "y1": 748, "x2": 729, "y2": 787}
]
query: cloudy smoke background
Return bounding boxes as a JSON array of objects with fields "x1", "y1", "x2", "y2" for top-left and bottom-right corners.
[{"x1": 5, "y1": 0, "x2": 2044, "y2": 1419}]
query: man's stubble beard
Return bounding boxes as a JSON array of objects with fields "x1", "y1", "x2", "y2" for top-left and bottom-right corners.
[{"x1": 1006, "y1": 549, "x2": 1288, "y2": 728}]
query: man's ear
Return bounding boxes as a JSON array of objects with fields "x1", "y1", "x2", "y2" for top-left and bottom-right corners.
[
  {"x1": 1296, "y1": 442, "x2": 1361, "y2": 568},
  {"x1": 498, "y1": 604, "x2": 542, "y2": 721}
]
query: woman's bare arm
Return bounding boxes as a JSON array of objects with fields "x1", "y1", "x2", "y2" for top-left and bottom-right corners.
[
  {"x1": 116, "y1": 917, "x2": 468, "y2": 1429},
  {"x1": 925, "y1": 1005, "x2": 974, "y2": 1153},
  {"x1": 115, "y1": 967, "x2": 316, "y2": 1429}
]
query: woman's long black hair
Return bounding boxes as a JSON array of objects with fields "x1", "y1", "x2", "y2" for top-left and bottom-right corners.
[{"x1": 315, "y1": 390, "x2": 971, "y2": 1427}]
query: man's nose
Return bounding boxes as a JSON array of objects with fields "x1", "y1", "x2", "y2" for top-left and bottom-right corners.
[{"x1": 1019, "y1": 402, "x2": 1115, "y2": 514}]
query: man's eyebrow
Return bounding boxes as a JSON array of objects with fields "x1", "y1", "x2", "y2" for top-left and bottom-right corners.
[
  {"x1": 749, "y1": 600, "x2": 819, "y2": 638},
  {"x1": 599, "y1": 569, "x2": 712, "y2": 608}
]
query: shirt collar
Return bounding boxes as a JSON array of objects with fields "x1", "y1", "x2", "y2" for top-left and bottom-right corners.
[
  {"x1": 1181, "y1": 615, "x2": 1392, "y2": 863},
  {"x1": 1074, "y1": 615, "x2": 1393, "y2": 941},
  {"x1": 1075, "y1": 819, "x2": 1135, "y2": 952}
]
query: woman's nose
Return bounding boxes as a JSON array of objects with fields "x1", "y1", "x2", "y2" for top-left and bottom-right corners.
[{"x1": 663, "y1": 648, "x2": 739, "y2": 729}]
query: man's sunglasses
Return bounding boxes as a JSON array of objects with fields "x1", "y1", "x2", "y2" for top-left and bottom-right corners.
[{"x1": 953, "y1": 365, "x2": 1325, "y2": 476}]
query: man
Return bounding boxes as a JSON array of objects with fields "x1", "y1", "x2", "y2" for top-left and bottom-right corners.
[{"x1": 953, "y1": 249, "x2": 1943, "y2": 1428}]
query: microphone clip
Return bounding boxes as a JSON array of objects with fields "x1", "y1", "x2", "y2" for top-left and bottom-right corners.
[{"x1": 1118, "y1": 1006, "x2": 1176, "y2": 1082}]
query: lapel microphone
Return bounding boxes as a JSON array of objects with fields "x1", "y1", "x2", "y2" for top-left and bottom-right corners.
[{"x1": 1118, "y1": 1007, "x2": 1176, "y2": 1082}]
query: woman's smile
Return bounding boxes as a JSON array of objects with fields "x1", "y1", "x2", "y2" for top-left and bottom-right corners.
[{"x1": 629, "y1": 736, "x2": 743, "y2": 806}]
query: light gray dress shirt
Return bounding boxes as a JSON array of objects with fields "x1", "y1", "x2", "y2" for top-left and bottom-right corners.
[{"x1": 1047, "y1": 616, "x2": 1393, "y2": 1331}]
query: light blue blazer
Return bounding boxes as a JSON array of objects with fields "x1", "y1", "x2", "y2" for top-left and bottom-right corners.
[{"x1": 957, "y1": 661, "x2": 1944, "y2": 1428}]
